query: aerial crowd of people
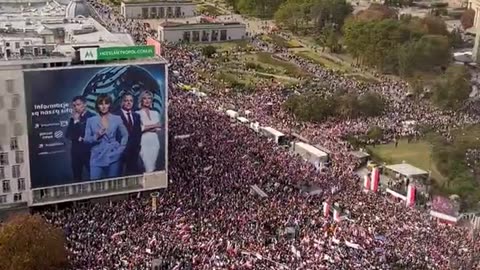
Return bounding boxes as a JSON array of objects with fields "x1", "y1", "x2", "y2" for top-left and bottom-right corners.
[{"x1": 40, "y1": 1, "x2": 480, "y2": 269}]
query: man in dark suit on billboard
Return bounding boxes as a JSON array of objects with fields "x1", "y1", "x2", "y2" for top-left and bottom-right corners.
[
  {"x1": 66, "y1": 96, "x2": 94, "y2": 181},
  {"x1": 117, "y1": 93, "x2": 142, "y2": 175}
]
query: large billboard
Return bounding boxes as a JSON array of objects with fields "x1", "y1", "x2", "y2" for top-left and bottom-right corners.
[{"x1": 24, "y1": 63, "x2": 167, "y2": 188}]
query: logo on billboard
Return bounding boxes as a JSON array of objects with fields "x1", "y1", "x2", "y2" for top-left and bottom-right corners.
[
  {"x1": 54, "y1": 130, "x2": 63, "y2": 139},
  {"x1": 80, "y1": 48, "x2": 98, "y2": 61},
  {"x1": 39, "y1": 142, "x2": 64, "y2": 149}
]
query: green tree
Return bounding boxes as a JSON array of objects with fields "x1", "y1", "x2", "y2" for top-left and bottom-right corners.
[
  {"x1": 432, "y1": 65, "x2": 471, "y2": 109},
  {"x1": 0, "y1": 214, "x2": 68, "y2": 270},
  {"x1": 237, "y1": 0, "x2": 284, "y2": 17},
  {"x1": 309, "y1": 0, "x2": 352, "y2": 30},
  {"x1": 202, "y1": 45, "x2": 217, "y2": 58},
  {"x1": 320, "y1": 24, "x2": 341, "y2": 52},
  {"x1": 398, "y1": 35, "x2": 450, "y2": 76},
  {"x1": 414, "y1": 35, "x2": 451, "y2": 69},
  {"x1": 460, "y1": 9, "x2": 475, "y2": 30},
  {"x1": 367, "y1": 126, "x2": 383, "y2": 141},
  {"x1": 274, "y1": 0, "x2": 306, "y2": 31},
  {"x1": 397, "y1": 41, "x2": 418, "y2": 77},
  {"x1": 335, "y1": 92, "x2": 359, "y2": 118},
  {"x1": 358, "y1": 91, "x2": 385, "y2": 116}
]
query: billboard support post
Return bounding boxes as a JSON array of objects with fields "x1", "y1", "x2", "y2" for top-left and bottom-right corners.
[{"x1": 150, "y1": 191, "x2": 159, "y2": 211}]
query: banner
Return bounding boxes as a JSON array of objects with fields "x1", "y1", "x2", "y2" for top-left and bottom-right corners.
[{"x1": 24, "y1": 63, "x2": 167, "y2": 188}]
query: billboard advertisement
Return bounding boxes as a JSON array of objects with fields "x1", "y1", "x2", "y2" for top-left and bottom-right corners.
[{"x1": 24, "y1": 63, "x2": 167, "y2": 188}]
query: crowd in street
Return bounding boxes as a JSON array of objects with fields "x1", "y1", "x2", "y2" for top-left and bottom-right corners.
[{"x1": 40, "y1": 1, "x2": 480, "y2": 269}]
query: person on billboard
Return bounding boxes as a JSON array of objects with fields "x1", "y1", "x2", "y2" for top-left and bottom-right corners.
[
  {"x1": 137, "y1": 90, "x2": 161, "y2": 173},
  {"x1": 84, "y1": 94, "x2": 129, "y2": 180},
  {"x1": 66, "y1": 96, "x2": 94, "y2": 181},
  {"x1": 117, "y1": 93, "x2": 142, "y2": 175}
]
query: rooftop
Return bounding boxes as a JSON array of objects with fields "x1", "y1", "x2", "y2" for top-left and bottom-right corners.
[
  {"x1": 296, "y1": 142, "x2": 328, "y2": 158},
  {"x1": 160, "y1": 21, "x2": 244, "y2": 28},
  {"x1": 0, "y1": 3, "x2": 134, "y2": 58},
  {"x1": 385, "y1": 163, "x2": 429, "y2": 177},
  {"x1": 350, "y1": 150, "x2": 370, "y2": 159}
]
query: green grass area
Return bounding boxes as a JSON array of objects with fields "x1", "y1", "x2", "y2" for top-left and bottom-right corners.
[
  {"x1": 452, "y1": 125, "x2": 480, "y2": 147},
  {"x1": 296, "y1": 50, "x2": 349, "y2": 72},
  {"x1": 262, "y1": 34, "x2": 303, "y2": 49},
  {"x1": 201, "y1": 40, "x2": 250, "y2": 52},
  {"x1": 196, "y1": 3, "x2": 225, "y2": 16},
  {"x1": 367, "y1": 139, "x2": 445, "y2": 184},
  {"x1": 254, "y1": 52, "x2": 310, "y2": 78}
]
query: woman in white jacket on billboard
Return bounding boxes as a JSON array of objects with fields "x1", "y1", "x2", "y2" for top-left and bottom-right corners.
[{"x1": 137, "y1": 90, "x2": 161, "y2": 173}]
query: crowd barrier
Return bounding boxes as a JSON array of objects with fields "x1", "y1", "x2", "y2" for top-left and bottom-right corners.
[{"x1": 430, "y1": 210, "x2": 458, "y2": 224}]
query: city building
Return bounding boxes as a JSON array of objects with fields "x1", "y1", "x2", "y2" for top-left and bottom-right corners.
[
  {"x1": 120, "y1": 0, "x2": 196, "y2": 19},
  {"x1": 468, "y1": 0, "x2": 480, "y2": 27},
  {"x1": 470, "y1": 0, "x2": 480, "y2": 62},
  {"x1": 0, "y1": 0, "x2": 134, "y2": 62},
  {"x1": 158, "y1": 21, "x2": 246, "y2": 43}
]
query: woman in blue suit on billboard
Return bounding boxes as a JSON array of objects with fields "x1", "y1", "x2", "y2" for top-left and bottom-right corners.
[{"x1": 84, "y1": 94, "x2": 129, "y2": 180}]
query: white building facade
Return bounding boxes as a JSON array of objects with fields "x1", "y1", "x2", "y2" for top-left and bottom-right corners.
[
  {"x1": 0, "y1": 68, "x2": 31, "y2": 207},
  {"x1": 158, "y1": 22, "x2": 246, "y2": 43},
  {"x1": 121, "y1": 0, "x2": 196, "y2": 19},
  {"x1": 0, "y1": 36, "x2": 53, "y2": 58}
]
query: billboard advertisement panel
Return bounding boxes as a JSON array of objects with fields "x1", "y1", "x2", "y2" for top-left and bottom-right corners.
[{"x1": 24, "y1": 63, "x2": 167, "y2": 188}]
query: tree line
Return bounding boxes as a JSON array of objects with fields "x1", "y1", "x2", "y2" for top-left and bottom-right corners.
[
  {"x1": 283, "y1": 91, "x2": 385, "y2": 122},
  {"x1": 343, "y1": 6, "x2": 454, "y2": 76}
]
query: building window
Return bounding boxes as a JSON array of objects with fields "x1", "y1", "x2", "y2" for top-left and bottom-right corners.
[
  {"x1": 150, "y1": 7, "x2": 157, "y2": 18},
  {"x1": 0, "y1": 167, "x2": 4, "y2": 179},
  {"x1": 5, "y1": 42, "x2": 10, "y2": 47},
  {"x1": 10, "y1": 137, "x2": 18, "y2": 150},
  {"x1": 15, "y1": 42, "x2": 20, "y2": 49},
  {"x1": 212, "y1": 30, "x2": 219, "y2": 41},
  {"x1": 142, "y1": 7, "x2": 148, "y2": 18},
  {"x1": 192, "y1": 31, "x2": 200, "y2": 42},
  {"x1": 167, "y1": 7, "x2": 172, "y2": 17},
  {"x1": 0, "y1": 153, "x2": 8, "y2": 165},
  {"x1": 0, "y1": 195, "x2": 6, "y2": 204},
  {"x1": 8, "y1": 109, "x2": 16, "y2": 121},
  {"x1": 11, "y1": 94, "x2": 20, "y2": 108},
  {"x1": 13, "y1": 192, "x2": 22, "y2": 202},
  {"x1": 202, "y1": 30, "x2": 210, "y2": 42},
  {"x1": 159, "y1": 7, "x2": 165, "y2": 18},
  {"x1": 15, "y1": 151, "x2": 24, "y2": 164},
  {"x1": 2, "y1": 180, "x2": 10, "y2": 193},
  {"x1": 6, "y1": 79, "x2": 14, "y2": 93},
  {"x1": 17, "y1": 178, "x2": 25, "y2": 191},
  {"x1": 183, "y1": 31, "x2": 191, "y2": 42},
  {"x1": 24, "y1": 41, "x2": 30, "y2": 45},
  {"x1": 175, "y1": 7, "x2": 181, "y2": 17},
  {"x1": 12, "y1": 165, "x2": 20, "y2": 178},
  {"x1": 220, "y1": 30, "x2": 227, "y2": 41}
]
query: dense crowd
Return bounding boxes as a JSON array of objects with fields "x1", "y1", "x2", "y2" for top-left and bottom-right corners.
[{"x1": 41, "y1": 1, "x2": 480, "y2": 269}]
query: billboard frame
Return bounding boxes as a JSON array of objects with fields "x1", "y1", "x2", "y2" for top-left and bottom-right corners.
[{"x1": 23, "y1": 59, "x2": 169, "y2": 206}]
